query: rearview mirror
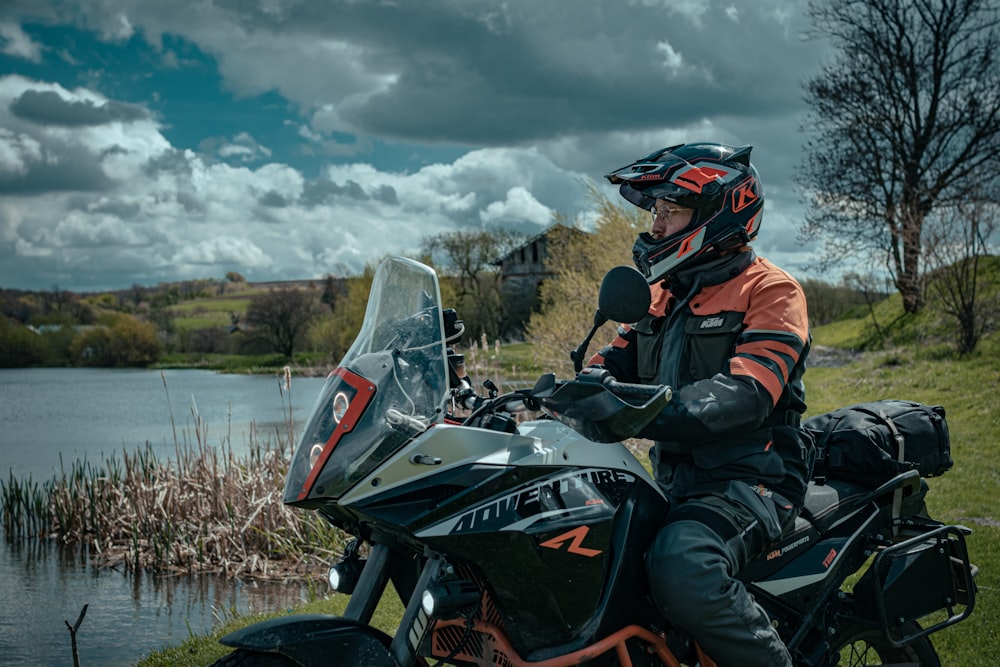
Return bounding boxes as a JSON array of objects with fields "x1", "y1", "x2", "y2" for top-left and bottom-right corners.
[{"x1": 598, "y1": 266, "x2": 650, "y2": 323}]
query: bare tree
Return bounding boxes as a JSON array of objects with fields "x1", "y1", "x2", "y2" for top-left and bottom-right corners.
[
  {"x1": 843, "y1": 268, "x2": 893, "y2": 343},
  {"x1": 527, "y1": 193, "x2": 646, "y2": 375},
  {"x1": 924, "y1": 199, "x2": 999, "y2": 353},
  {"x1": 798, "y1": 0, "x2": 1000, "y2": 314},
  {"x1": 245, "y1": 287, "x2": 321, "y2": 357},
  {"x1": 421, "y1": 229, "x2": 526, "y2": 341}
]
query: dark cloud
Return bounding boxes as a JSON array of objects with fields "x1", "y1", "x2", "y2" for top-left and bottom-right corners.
[
  {"x1": 0, "y1": 145, "x2": 114, "y2": 195},
  {"x1": 338, "y1": 180, "x2": 368, "y2": 200},
  {"x1": 371, "y1": 184, "x2": 398, "y2": 206},
  {"x1": 176, "y1": 191, "x2": 204, "y2": 214},
  {"x1": 302, "y1": 178, "x2": 392, "y2": 206},
  {"x1": 259, "y1": 190, "x2": 289, "y2": 208},
  {"x1": 143, "y1": 148, "x2": 195, "y2": 177},
  {"x1": 276, "y1": 2, "x2": 819, "y2": 145},
  {"x1": 10, "y1": 89, "x2": 150, "y2": 126},
  {"x1": 300, "y1": 179, "x2": 342, "y2": 207}
]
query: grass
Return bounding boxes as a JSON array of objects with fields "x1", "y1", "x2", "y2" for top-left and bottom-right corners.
[
  {"x1": 171, "y1": 315, "x2": 234, "y2": 332},
  {"x1": 169, "y1": 298, "x2": 255, "y2": 315},
  {"x1": 464, "y1": 339, "x2": 545, "y2": 387},
  {"x1": 136, "y1": 589, "x2": 406, "y2": 667}
]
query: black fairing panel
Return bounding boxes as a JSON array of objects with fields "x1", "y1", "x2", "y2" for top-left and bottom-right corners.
[
  {"x1": 350, "y1": 464, "x2": 523, "y2": 532},
  {"x1": 416, "y1": 467, "x2": 669, "y2": 657}
]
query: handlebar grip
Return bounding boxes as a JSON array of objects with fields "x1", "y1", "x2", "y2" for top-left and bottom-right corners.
[{"x1": 604, "y1": 379, "x2": 672, "y2": 402}]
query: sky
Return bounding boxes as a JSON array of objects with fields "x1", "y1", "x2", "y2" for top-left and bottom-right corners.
[{"x1": 0, "y1": 0, "x2": 831, "y2": 292}]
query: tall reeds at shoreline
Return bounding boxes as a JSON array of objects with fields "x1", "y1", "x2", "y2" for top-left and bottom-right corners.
[
  {"x1": 3, "y1": 435, "x2": 347, "y2": 579},
  {"x1": 2, "y1": 369, "x2": 348, "y2": 580}
]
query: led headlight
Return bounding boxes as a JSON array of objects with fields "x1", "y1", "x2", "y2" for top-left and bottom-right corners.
[
  {"x1": 328, "y1": 556, "x2": 365, "y2": 594},
  {"x1": 420, "y1": 580, "x2": 481, "y2": 619}
]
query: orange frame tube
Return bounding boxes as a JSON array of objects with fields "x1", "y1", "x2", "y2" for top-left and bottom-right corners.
[{"x1": 433, "y1": 618, "x2": 718, "y2": 667}]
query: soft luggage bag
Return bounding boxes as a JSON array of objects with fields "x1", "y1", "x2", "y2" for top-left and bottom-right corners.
[{"x1": 803, "y1": 400, "x2": 953, "y2": 486}]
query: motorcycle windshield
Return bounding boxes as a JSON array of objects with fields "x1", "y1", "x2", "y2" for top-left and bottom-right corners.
[{"x1": 283, "y1": 256, "x2": 449, "y2": 506}]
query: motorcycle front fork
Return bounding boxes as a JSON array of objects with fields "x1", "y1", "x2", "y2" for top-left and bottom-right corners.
[{"x1": 343, "y1": 543, "x2": 444, "y2": 667}]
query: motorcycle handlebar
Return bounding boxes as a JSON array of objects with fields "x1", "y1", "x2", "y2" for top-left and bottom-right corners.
[
  {"x1": 574, "y1": 366, "x2": 673, "y2": 404},
  {"x1": 603, "y1": 378, "x2": 672, "y2": 403}
]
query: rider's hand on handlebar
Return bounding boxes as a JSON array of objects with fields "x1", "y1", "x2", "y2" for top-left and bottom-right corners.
[{"x1": 577, "y1": 366, "x2": 616, "y2": 386}]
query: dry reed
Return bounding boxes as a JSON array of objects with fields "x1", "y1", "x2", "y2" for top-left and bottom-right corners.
[
  {"x1": 2, "y1": 371, "x2": 349, "y2": 581},
  {"x1": 3, "y1": 433, "x2": 347, "y2": 579}
]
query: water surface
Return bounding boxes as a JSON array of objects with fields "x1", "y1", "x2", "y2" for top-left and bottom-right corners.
[{"x1": 0, "y1": 367, "x2": 329, "y2": 666}]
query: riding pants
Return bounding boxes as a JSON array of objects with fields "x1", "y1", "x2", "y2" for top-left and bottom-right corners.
[{"x1": 644, "y1": 490, "x2": 794, "y2": 667}]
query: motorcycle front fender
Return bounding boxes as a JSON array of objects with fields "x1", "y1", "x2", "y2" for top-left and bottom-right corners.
[{"x1": 219, "y1": 614, "x2": 400, "y2": 666}]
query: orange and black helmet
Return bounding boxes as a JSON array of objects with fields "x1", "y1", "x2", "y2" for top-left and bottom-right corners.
[{"x1": 605, "y1": 142, "x2": 764, "y2": 284}]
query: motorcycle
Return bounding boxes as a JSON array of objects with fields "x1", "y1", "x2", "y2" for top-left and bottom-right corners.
[{"x1": 212, "y1": 255, "x2": 976, "y2": 667}]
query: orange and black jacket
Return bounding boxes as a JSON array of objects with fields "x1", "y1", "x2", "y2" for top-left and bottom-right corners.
[{"x1": 591, "y1": 250, "x2": 813, "y2": 503}]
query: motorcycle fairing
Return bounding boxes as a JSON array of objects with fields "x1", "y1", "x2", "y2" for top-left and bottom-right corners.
[
  {"x1": 336, "y1": 435, "x2": 667, "y2": 656},
  {"x1": 336, "y1": 423, "x2": 539, "y2": 508},
  {"x1": 335, "y1": 418, "x2": 659, "y2": 529},
  {"x1": 289, "y1": 367, "x2": 376, "y2": 502},
  {"x1": 283, "y1": 256, "x2": 450, "y2": 508}
]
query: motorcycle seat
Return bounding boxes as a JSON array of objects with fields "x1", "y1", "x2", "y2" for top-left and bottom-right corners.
[
  {"x1": 796, "y1": 473, "x2": 929, "y2": 535},
  {"x1": 797, "y1": 478, "x2": 872, "y2": 533}
]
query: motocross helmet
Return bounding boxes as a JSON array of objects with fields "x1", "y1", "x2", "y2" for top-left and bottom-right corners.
[{"x1": 605, "y1": 142, "x2": 764, "y2": 284}]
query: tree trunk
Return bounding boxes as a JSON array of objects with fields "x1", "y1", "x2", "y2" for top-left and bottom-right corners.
[
  {"x1": 898, "y1": 202, "x2": 926, "y2": 314},
  {"x1": 900, "y1": 278, "x2": 925, "y2": 314}
]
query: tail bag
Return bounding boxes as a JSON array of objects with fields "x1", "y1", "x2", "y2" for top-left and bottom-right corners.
[{"x1": 803, "y1": 400, "x2": 953, "y2": 486}]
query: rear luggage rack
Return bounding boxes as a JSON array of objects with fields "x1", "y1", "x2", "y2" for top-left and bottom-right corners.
[{"x1": 854, "y1": 524, "x2": 976, "y2": 647}]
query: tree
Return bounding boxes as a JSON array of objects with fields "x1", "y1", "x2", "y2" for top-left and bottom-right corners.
[
  {"x1": 310, "y1": 266, "x2": 378, "y2": 364},
  {"x1": 71, "y1": 315, "x2": 161, "y2": 367},
  {"x1": 527, "y1": 189, "x2": 646, "y2": 375},
  {"x1": 0, "y1": 317, "x2": 44, "y2": 367},
  {"x1": 320, "y1": 274, "x2": 348, "y2": 312},
  {"x1": 421, "y1": 229, "x2": 526, "y2": 341},
  {"x1": 245, "y1": 287, "x2": 321, "y2": 357},
  {"x1": 799, "y1": 278, "x2": 872, "y2": 326},
  {"x1": 924, "y1": 199, "x2": 999, "y2": 353},
  {"x1": 798, "y1": 0, "x2": 1000, "y2": 314}
]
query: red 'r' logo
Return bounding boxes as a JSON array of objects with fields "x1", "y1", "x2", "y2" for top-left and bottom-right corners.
[{"x1": 539, "y1": 526, "x2": 603, "y2": 557}]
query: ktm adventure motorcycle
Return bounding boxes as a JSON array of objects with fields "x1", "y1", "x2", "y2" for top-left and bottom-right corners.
[{"x1": 213, "y1": 256, "x2": 976, "y2": 667}]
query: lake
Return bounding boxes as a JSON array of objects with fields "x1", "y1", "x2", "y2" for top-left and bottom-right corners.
[{"x1": 0, "y1": 367, "x2": 330, "y2": 667}]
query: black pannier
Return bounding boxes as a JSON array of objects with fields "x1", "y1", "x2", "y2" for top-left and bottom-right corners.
[{"x1": 803, "y1": 400, "x2": 953, "y2": 486}]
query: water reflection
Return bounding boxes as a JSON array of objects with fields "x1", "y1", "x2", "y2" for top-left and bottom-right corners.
[{"x1": 1, "y1": 538, "x2": 316, "y2": 666}]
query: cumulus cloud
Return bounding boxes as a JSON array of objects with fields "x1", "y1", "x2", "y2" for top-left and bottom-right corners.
[
  {"x1": 480, "y1": 187, "x2": 551, "y2": 226},
  {"x1": 0, "y1": 1, "x2": 828, "y2": 290},
  {"x1": 172, "y1": 236, "x2": 272, "y2": 267},
  {"x1": 200, "y1": 132, "x2": 273, "y2": 163},
  {"x1": 0, "y1": 22, "x2": 42, "y2": 62}
]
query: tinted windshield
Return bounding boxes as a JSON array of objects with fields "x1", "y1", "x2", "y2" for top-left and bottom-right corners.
[{"x1": 284, "y1": 257, "x2": 449, "y2": 506}]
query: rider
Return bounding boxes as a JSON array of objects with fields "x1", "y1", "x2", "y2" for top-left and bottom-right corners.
[{"x1": 592, "y1": 142, "x2": 815, "y2": 667}]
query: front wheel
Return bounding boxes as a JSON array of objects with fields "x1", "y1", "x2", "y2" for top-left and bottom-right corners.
[
  {"x1": 209, "y1": 649, "x2": 299, "y2": 667},
  {"x1": 820, "y1": 622, "x2": 941, "y2": 667}
]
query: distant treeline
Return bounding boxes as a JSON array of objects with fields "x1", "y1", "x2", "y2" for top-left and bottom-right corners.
[{"x1": 0, "y1": 252, "x2": 895, "y2": 371}]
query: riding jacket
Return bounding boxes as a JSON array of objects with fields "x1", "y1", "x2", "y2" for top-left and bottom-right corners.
[{"x1": 591, "y1": 250, "x2": 814, "y2": 511}]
